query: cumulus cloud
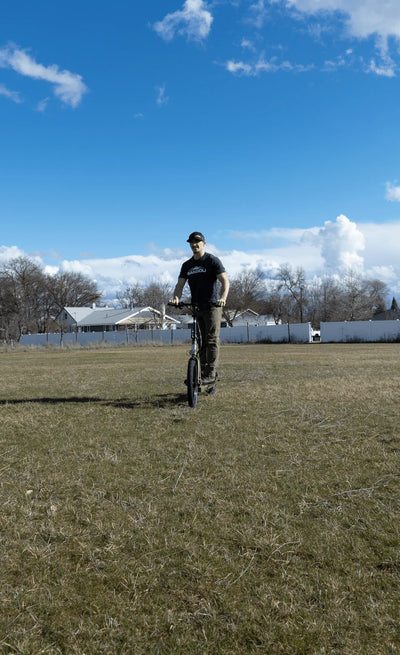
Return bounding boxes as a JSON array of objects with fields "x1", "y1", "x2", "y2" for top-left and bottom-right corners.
[
  {"x1": 284, "y1": 1, "x2": 399, "y2": 64},
  {"x1": 0, "y1": 45, "x2": 87, "y2": 108},
  {"x1": 58, "y1": 254, "x2": 186, "y2": 298},
  {"x1": 232, "y1": 216, "x2": 366, "y2": 276},
  {"x1": 153, "y1": 0, "x2": 213, "y2": 42},
  {"x1": 60, "y1": 259, "x2": 95, "y2": 277},
  {"x1": 44, "y1": 265, "x2": 59, "y2": 276},
  {"x1": 316, "y1": 214, "x2": 365, "y2": 271},
  {"x1": 4, "y1": 215, "x2": 400, "y2": 298},
  {"x1": 0, "y1": 245, "x2": 26, "y2": 262},
  {"x1": 283, "y1": 0, "x2": 400, "y2": 42},
  {"x1": 267, "y1": 0, "x2": 400, "y2": 77}
]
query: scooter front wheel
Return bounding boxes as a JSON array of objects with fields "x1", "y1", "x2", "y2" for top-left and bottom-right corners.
[{"x1": 187, "y1": 357, "x2": 199, "y2": 408}]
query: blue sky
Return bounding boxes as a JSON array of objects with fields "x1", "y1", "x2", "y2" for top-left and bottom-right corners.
[{"x1": 2, "y1": 0, "x2": 400, "y2": 299}]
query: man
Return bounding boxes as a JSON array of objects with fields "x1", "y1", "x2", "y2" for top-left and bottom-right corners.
[{"x1": 171, "y1": 231, "x2": 229, "y2": 385}]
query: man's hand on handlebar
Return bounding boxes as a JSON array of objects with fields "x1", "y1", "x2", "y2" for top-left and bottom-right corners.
[
  {"x1": 216, "y1": 299, "x2": 226, "y2": 307},
  {"x1": 168, "y1": 297, "x2": 181, "y2": 306}
]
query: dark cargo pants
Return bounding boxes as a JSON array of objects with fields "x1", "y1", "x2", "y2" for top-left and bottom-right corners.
[{"x1": 197, "y1": 305, "x2": 222, "y2": 378}]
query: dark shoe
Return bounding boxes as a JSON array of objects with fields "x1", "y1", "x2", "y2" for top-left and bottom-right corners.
[{"x1": 201, "y1": 374, "x2": 217, "y2": 386}]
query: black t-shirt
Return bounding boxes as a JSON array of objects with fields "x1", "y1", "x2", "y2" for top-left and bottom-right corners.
[{"x1": 179, "y1": 253, "x2": 225, "y2": 309}]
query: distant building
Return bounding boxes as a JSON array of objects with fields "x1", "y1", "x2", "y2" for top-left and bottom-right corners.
[
  {"x1": 177, "y1": 309, "x2": 279, "y2": 329},
  {"x1": 57, "y1": 305, "x2": 179, "y2": 332},
  {"x1": 230, "y1": 309, "x2": 280, "y2": 327},
  {"x1": 372, "y1": 297, "x2": 400, "y2": 321}
]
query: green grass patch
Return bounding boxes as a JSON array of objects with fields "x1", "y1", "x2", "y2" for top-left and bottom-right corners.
[{"x1": 1, "y1": 343, "x2": 399, "y2": 654}]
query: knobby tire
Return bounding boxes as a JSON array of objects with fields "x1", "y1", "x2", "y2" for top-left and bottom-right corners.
[{"x1": 187, "y1": 357, "x2": 199, "y2": 408}]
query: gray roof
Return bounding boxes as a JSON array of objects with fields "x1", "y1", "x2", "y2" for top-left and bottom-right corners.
[
  {"x1": 63, "y1": 306, "x2": 178, "y2": 327},
  {"x1": 63, "y1": 307, "x2": 94, "y2": 322}
]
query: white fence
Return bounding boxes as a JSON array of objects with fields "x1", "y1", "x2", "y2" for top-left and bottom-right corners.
[
  {"x1": 19, "y1": 322, "x2": 313, "y2": 347},
  {"x1": 321, "y1": 319, "x2": 400, "y2": 343}
]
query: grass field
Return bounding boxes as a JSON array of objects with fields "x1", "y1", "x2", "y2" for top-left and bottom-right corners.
[{"x1": 1, "y1": 342, "x2": 399, "y2": 654}]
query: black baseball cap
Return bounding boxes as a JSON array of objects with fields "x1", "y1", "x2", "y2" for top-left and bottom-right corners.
[{"x1": 187, "y1": 232, "x2": 205, "y2": 242}]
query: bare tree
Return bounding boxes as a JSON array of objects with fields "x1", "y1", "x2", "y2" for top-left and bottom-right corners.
[
  {"x1": 224, "y1": 269, "x2": 266, "y2": 324},
  {"x1": 307, "y1": 276, "x2": 343, "y2": 327},
  {"x1": 368, "y1": 278, "x2": 388, "y2": 315},
  {"x1": 275, "y1": 264, "x2": 308, "y2": 322},
  {"x1": 117, "y1": 280, "x2": 173, "y2": 312},
  {"x1": 46, "y1": 271, "x2": 101, "y2": 313},
  {"x1": 141, "y1": 280, "x2": 173, "y2": 310},
  {"x1": 0, "y1": 257, "x2": 48, "y2": 339},
  {"x1": 261, "y1": 281, "x2": 291, "y2": 324},
  {"x1": 116, "y1": 283, "x2": 146, "y2": 309},
  {"x1": 0, "y1": 259, "x2": 101, "y2": 341},
  {"x1": 341, "y1": 272, "x2": 388, "y2": 321}
]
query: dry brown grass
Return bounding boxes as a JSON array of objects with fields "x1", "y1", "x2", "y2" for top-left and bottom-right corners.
[{"x1": 0, "y1": 343, "x2": 399, "y2": 653}]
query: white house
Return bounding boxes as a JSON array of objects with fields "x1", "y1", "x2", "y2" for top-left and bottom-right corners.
[
  {"x1": 230, "y1": 309, "x2": 280, "y2": 327},
  {"x1": 58, "y1": 306, "x2": 179, "y2": 332}
]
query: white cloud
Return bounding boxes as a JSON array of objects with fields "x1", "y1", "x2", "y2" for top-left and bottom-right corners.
[
  {"x1": 385, "y1": 182, "x2": 400, "y2": 202},
  {"x1": 36, "y1": 97, "x2": 50, "y2": 112},
  {"x1": 0, "y1": 245, "x2": 26, "y2": 262},
  {"x1": 225, "y1": 53, "x2": 313, "y2": 75},
  {"x1": 60, "y1": 259, "x2": 95, "y2": 277},
  {"x1": 315, "y1": 214, "x2": 365, "y2": 271},
  {"x1": 156, "y1": 84, "x2": 169, "y2": 106},
  {"x1": 267, "y1": 1, "x2": 400, "y2": 77},
  {"x1": 225, "y1": 59, "x2": 254, "y2": 75},
  {"x1": 154, "y1": 0, "x2": 213, "y2": 42},
  {"x1": 241, "y1": 38, "x2": 256, "y2": 52},
  {"x1": 0, "y1": 83, "x2": 22, "y2": 103},
  {"x1": 231, "y1": 215, "x2": 366, "y2": 275},
  {"x1": 44, "y1": 265, "x2": 59, "y2": 276},
  {"x1": 248, "y1": 0, "x2": 268, "y2": 29},
  {"x1": 282, "y1": 0, "x2": 400, "y2": 41},
  {"x1": 3, "y1": 215, "x2": 400, "y2": 299},
  {"x1": 357, "y1": 221, "x2": 400, "y2": 277},
  {"x1": 0, "y1": 45, "x2": 87, "y2": 108},
  {"x1": 367, "y1": 53, "x2": 396, "y2": 77},
  {"x1": 323, "y1": 48, "x2": 354, "y2": 71}
]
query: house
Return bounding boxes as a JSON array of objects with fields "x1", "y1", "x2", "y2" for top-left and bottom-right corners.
[
  {"x1": 372, "y1": 297, "x2": 400, "y2": 321},
  {"x1": 230, "y1": 309, "x2": 279, "y2": 327},
  {"x1": 57, "y1": 306, "x2": 179, "y2": 333}
]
